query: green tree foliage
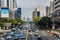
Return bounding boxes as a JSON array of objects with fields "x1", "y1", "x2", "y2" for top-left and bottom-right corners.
[
  {"x1": 0, "y1": 22, "x2": 4, "y2": 27},
  {"x1": 10, "y1": 19, "x2": 18, "y2": 25},
  {"x1": 38, "y1": 17, "x2": 52, "y2": 29},
  {"x1": 0, "y1": 18, "x2": 26, "y2": 27},
  {"x1": 33, "y1": 17, "x2": 41, "y2": 25}
]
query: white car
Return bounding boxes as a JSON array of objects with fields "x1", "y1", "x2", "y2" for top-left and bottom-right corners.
[
  {"x1": 0, "y1": 38, "x2": 5, "y2": 40},
  {"x1": 35, "y1": 30, "x2": 39, "y2": 33},
  {"x1": 7, "y1": 36, "x2": 12, "y2": 38}
]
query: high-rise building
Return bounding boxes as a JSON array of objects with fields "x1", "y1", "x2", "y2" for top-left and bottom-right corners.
[
  {"x1": 15, "y1": 8, "x2": 21, "y2": 19},
  {"x1": 50, "y1": 1, "x2": 54, "y2": 14},
  {"x1": 54, "y1": 0, "x2": 60, "y2": 12},
  {"x1": 9, "y1": 0, "x2": 17, "y2": 10},
  {"x1": 8, "y1": 0, "x2": 17, "y2": 19},
  {"x1": 49, "y1": 0, "x2": 60, "y2": 17},
  {"x1": 0, "y1": 0, "x2": 17, "y2": 18},
  {"x1": 0, "y1": 0, "x2": 17, "y2": 9},
  {"x1": 46, "y1": 6, "x2": 50, "y2": 16},
  {"x1": 32, "y1": 6, "x2": 41, "y2": 20},
  {"x1": 1, "y1": 0, "x2": 7, "y2": 7}
]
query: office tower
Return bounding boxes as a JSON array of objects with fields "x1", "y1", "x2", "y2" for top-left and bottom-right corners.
[
  {"x1": 32, "y1": 6, "x2": 41, "y2": 20},
  {"x1": 50, "y1": 1, "x2": 54, "y2": 14},
  {"x1": 9, "y1": 0, "x2": 17, "y2": 10},
  {"x1": 0, "y1": 0, "x2": 17, "y2": 9},
  {"x1": 46, "y1": 6, "x2": 50, "y2": 16},
  {"x1": 54, "y1": 0, "x2": 60, "y2": 12},
  {"x1": 0, "y1": 0, "x2": 17, "y2": 18},
  {"x1": 15, "y1": 8, "x2": 21, "y2": 19},
  {"x1": 8, "y1": 0, "x2": 17, "y2": 19},
  {"x1": 50, "y1": 0, "x2": 60, "y2": 17},
  {"x1": 1, "y1": 0, "x2": 7, "y2": 7}
]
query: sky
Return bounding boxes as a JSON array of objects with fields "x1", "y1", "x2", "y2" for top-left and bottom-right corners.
[{"x1": 16, "y1": 0, "x2": 53, "y2": 20}]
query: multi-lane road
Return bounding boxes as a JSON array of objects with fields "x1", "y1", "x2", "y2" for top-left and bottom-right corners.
[{"x1": 0, "y1": 23, "x2": 58, "y2": 40}]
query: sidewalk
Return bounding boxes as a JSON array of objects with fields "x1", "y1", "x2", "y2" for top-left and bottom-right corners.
[{"x1": 45, "y1": 30, "x2": 60, "y2": 36}]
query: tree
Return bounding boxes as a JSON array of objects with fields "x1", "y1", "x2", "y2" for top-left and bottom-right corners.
[
  {"x1": 33, "y1": 17, "x2": 41, "y2": 25},
  {"x1": 16, "y1": 18, "x2": 26, "y2": 25},
  {"x1": 16, "y1": 18, "x2": 21, "y2": 22},
  {"x1": 0, "y1": 22, "x2": 4, "y2": 28},
  {"x1": 38, "y1": 17, "x2": 52, "y2": 29}
]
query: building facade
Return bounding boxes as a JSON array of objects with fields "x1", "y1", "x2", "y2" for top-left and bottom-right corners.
[
  {"x1": 54, "y1": 0, "x2": 60, "y2": 12},
  {"x1": 50, "y1": 1, "x2": 54, "y2": 14},
  {"x1": 8, "y1": 0, "x2": 17, "y2": 19},
  {"x1": 49, "y1": 0, "x2": 60, "y2": 28},
  {"x1": 32, "y1": 7, "x2": 41, "y2": 20},
  {"x1": 15, "y1": 8, "x2": 21, "y2": 19},
  {"x1": 0, "y1": 0, "x2": 17, "y2": 8},
  {"x1": 51, "y1": 0, "x2": 60, "y2": 18},
  {"x1": 48, "y1": 0, "x2": 60, "y2": 17},
  {"x1": 46, "y1": 6, "x2": 50, "y2": 16},
  {"x1": 9, "y1": 0, "x2": 17, "y2": 10},
  {"x1": 0, "y1": 0, "x2": 17, "y2": 18}
]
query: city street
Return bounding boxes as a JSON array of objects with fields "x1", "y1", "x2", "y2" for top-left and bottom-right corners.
[
  {"x1": 0, "y1": 0, "x2": 60, "y2": 40},
  {"x1": 0, "y1": 23, "x2": 58, "y2": 40}
]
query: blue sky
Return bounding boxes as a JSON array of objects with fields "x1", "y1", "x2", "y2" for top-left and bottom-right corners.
[{"x1": 17, "y1": 0, "x2": 53, "y2": 19}]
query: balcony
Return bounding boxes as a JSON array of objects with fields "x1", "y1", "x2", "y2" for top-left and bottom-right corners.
[
  {"x1": 54, "y1": 0, "x2": 59, "y2": 4},
  {"x1": 54, "y1": 2, "x2": 60, "y2": 8},
  {"x1": 54, "y1": 7, "x2": 60, "y2": 12}
]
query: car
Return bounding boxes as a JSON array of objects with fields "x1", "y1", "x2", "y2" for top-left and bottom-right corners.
[
  {"x1": 58, "y1": 38, "x2": 60, "y2": 40},
  {"x1": 7, "y1": 35, "x2": 12, "y2": 39},
  {"x1": 37, "y1": 37, "x2": 42, "y2": 40},
  {"x1": 0, "y1": 37, "x2": 5, "y2": 40},
  {"x1": 11, "y1": 28, "x2": 16, "y2": 32},
  {"x1": 35, "y1": 30, "x2": 39, "y2": 33},
  {"x1": 34, "y1": 34, "x2": 38, "y2": 36},
  {"x1": 5, "y1": 32, "x2": 11, "y2": 36},
  {"x1": 30, "y1": 27, "x2": 38, "y2": 31},
  {"x1": 14, "y1": 31, "x2": 20, "y2": 37},
  {"x1": 14, "y1": 39, "x2": 19, "y2": 40}
]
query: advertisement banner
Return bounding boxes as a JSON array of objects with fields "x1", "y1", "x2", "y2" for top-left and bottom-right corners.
[{"x1": 1, "y1": 8, "x2": 9, "y2": 18}]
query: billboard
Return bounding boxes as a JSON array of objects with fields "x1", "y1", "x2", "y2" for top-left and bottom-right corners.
[{"x1": 1, "y1": 8, "x2": 9, "y2": 18}]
